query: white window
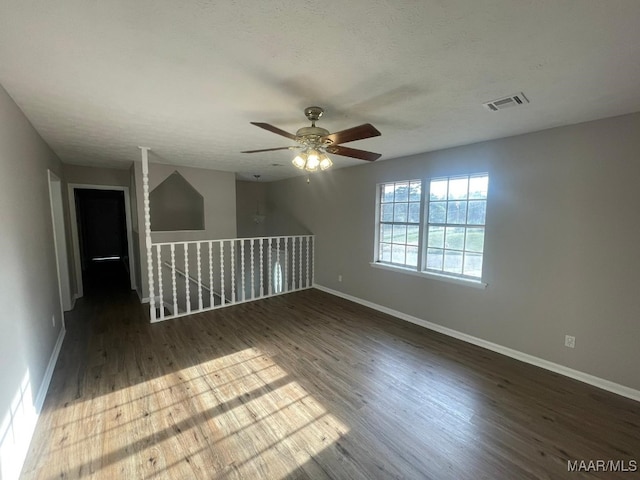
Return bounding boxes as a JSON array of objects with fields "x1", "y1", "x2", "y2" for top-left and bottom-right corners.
[
  {"x1": 377, "y1": 180, "x2": 422, "y2": 268},
  {"x1": 425, "y1": 174, "x2": 488, "y2": 279},
  {"x1": 374, "y1": 173, "x2": 489, "y2": 283}
]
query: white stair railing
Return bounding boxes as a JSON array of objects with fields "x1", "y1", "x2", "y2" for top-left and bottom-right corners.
[
  {"x1": 149, "y1": 235, "x2": 314, "y2": 322},
  {"x1": 139, "y1": 148, "x2": 315, "y2": 324}
]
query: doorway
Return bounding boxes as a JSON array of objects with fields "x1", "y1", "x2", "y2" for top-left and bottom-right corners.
[{"x1": 69, "y1": 184, "x2": 137, "y2": 297}]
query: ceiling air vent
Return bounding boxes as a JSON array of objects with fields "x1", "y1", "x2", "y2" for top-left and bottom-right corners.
[{"x1": 483, "y1": 92, "x2": 529, "y2": 111}]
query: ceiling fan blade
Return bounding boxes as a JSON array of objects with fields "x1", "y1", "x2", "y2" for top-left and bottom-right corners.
[
  {"x1": 323, "y1": 123, "x2": 381, "y2": 145},
  {"x1": 241, "y1": 146, "x2": 292, "y2": 153},
  {"x1": 327, "y1": 145, "x2": 381, "y2": 161},
  {"x1": 250, "y1": 122, "x2": 297, "y2": 140}
]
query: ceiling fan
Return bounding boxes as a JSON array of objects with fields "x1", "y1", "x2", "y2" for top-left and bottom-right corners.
[{"x1": 242, "y1": 106, "x2": 382, "y2": 172}]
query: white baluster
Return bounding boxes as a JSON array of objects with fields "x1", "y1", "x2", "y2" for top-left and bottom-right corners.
[
  {"x1": 220, "y1": 241, "x2": 225, "y2": 306},
  {"x1": 250, "y1": 239, "x2": 255, "y2": 300},
  {"x1": 171, "y1": 244, "x2": 177, "y2": 314},
  {"x1": 259, "y1": 239, "x2": 264, "y2": 297},
  {"x1": 240, "y1": 240, "x2": 245, "y2": 302},
  {"x1": 197, "y1": 242, "x2": 203, "y2": 311},
  {"x1": 298, "y1": 236, "x2": 303, "y2": 290},
  {"x1": 312, "y1": 236, "x2": 315, "y2": 285},
  {"x1": 184, "y1": 243, "x2": 191, "y2": 314},
  {"x1": 275, "y1": 238, "x2": 280, "y2": 294},
  {"x1": 209, "y1": 241, "x2": 214, "y2": 309},
  {"x1": 156, "y1": 245, "x2": 164, "y2": 320},
  {"x1": 291, "y1": 236, "x2": 296, "y2": 290},
  {"x1": 230, "y1": 240, "x2": 236, "y2": 303},
  {"x1": 284, "y1": 237, "x2": 288, "y2": 292},
  {"x1": 268, "y1": 238, "x2": 273, "y2": 295},
  {"x1": 306, "y1": 236, "x2": 310, "y2": 288}
]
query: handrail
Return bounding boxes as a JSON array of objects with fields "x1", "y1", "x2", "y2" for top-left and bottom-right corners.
[{"x1": 152, "y1": 234, "x2": 313, "y2": 247}]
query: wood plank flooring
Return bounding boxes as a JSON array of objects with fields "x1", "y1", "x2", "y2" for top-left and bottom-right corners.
[{"x1": 20, "y1": 286, "x2": 640, "y2": 479}]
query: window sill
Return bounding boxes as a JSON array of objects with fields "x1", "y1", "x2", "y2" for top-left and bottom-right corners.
[{"x1": 369, "y1": 262, "x2": 488, "y2": 289}]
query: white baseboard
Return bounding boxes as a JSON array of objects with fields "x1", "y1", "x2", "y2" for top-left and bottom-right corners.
[
  {"x1": 313, "y1": 284, "x2": 640, "y2": 402},
  {"x1": 35, "y1": 326, "x2": 66, "y2": 412}
]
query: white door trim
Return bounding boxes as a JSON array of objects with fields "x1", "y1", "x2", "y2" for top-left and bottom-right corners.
[
  {"x1": 68, "y1": 183, "x2": 137, "y2": 298},
  {"x1": 47, "y1": 170, "x2": 72, "y2": 314}
]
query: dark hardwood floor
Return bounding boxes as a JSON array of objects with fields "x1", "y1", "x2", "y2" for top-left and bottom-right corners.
[{"x1": 20, "y1": 286, "x2": 640, "y2": 479}]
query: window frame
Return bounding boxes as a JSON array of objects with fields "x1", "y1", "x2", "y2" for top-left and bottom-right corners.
[
  {"x1": 373, "y1": 173, "x2": 489, "y2": 288},
  {"x1": 374, "y1": 179, "x2": 423, "y2": 269}
]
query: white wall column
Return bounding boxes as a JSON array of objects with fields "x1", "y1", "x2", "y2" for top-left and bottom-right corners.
[{"x1": 140, "y1": 146, "x2": 156, "y2": 322}]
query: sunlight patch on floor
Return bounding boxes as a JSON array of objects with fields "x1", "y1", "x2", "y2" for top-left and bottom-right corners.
[{"x1": 33, "y1": 348, "x2": 348, "y2": 479}]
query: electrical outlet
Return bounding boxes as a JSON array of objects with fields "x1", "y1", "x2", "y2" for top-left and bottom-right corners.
[
  {"x1": 565, "y1": 335, "x2": 575, "y2": 349},
  {"x1": 338, "y1": 274, "x2": 343, "y2": 282},
  {"x1": 52, "y1": 315, "x2": 56, "y2": 327}
]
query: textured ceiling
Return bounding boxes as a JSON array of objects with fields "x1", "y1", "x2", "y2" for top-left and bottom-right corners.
[{"x1": 1, "y1": 1, "x2": 640, "y2": 181}]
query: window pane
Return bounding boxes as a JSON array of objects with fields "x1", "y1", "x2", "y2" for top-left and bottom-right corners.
[
  {"x1": 406, "y1": 225, "x2": 420, "y2": 245},
  {"x1": 382, "y1": 184, "x2": 395, "y2": 202},
  {"x1": 465, "y1": 227, "x2": 485, "y2": 253},
  {"x1": 428, "y1": 202, "x2": 446, "y2": 223},
  {"x1": 447, "y1": 201, "x2": 467, "y2": 224},
  {"x1": 427, "y1": 226, "x2": 444, "y2": 248},
  {"x1": 379, "y1": 243, "x2": 391, "y2": 262},
  {"x1": 394, "y1": 182, "x2": 409, "y2": 202},
  {"x1": 467, "y1": 200, "x2": 486, "y2": 225},
  {"x1": 448, "y1": 177, "x2": 468, "y2": 200},
  {"x1": 406, "y1": 246, "x2": 418, "y2": 267},
  {"x1": 443, "y1": 250, "x2": 463, "y2": 274},
  {"x1": 409, "y1": 181, "x2": 421, "y2": 202},
  {"x1": 381, "y1": 203, "x2": 393, "y2": 222},
  {"x1": 445, "y1": 227, "x2": 465, "y2": 250},
  {"x1": 463, "y1": 252, "x2": 483, "y2": 277},
  {"x1": 393, "y1": 203, "x2": 408, "y2": 222},
  {"x1": 392, "y1": 244, "x2": 405, "y2": 264},
  {"x1": 430, "y1": 179, "x2": 448, "y2": 201},
  {"x1": 426, "y1": 248, "x2": 443, "y2": 270},
  {"x1": 408, "y1": 202, "x2": 421, "y2": 223},
  {"x1": 380, "y1": 224, "x2": 392, "y2": 243},
  {"x1": 469, "y1": 175, "x2": 488, "y2": 199},
  {"x1": 392, "y1": 224, "x2": 407, "y2": 244}
]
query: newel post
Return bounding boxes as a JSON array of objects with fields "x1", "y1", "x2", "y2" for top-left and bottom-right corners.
[{"x1": 140, "y1": 146, "x2": 156, "y2": 322}]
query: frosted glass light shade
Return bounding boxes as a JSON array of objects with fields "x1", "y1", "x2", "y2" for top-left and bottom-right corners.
[
  {"x1": 319, "y1": 154, "x2": 333, "y2": 170},
  {"x1": 292, "y1": 154, "x2": 306, "y2": 169},
  {"x1": 305, "y1": 150, "x2": 320, "y2": 171}
]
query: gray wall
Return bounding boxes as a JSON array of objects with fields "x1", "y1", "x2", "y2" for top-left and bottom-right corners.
[
  {"x1": 134, "y1": 159, "x2": 237, "y2": 299},
  {"x1": 63, "y1": 163, "x2": 131, "y2": 187},
  {"x1": 267, "y1": 112, "x2": 640, "y2": 391},
  {"x1": 236, "y1": 180, "x2": 268, "y2": 238},
  {"x1": 0, "y1": 84, "x2": 65, "y2": 461}
]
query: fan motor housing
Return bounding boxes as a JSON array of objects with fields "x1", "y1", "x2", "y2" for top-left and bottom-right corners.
[{"x1": 296, "y1": 126, "x2": 330, "y2": 145}]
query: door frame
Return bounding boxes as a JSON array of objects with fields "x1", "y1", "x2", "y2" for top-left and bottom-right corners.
[
  {"x1": 68, "y1": 183, "x2": 137, "y2": 297},
  {"x1": 47, "y1": 170, "x2": 72, "y2": 314}
]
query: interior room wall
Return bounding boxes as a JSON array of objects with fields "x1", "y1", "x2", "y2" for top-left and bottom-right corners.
[
  {"x1": 62, "y1": 163, "x2": 131, "y2": 187},
  {"x1": 133, "y1": 158, "x2": 237, "y2": 300},
  {"x1": 0, "y1": 84, "x2": 65, "y2": 478},
  {"x1": 235, "y1": 180, "x2": 268, "y2": 238},
  {"x1": 266, "y1": 112, "x2": 640, "y2": 392}
]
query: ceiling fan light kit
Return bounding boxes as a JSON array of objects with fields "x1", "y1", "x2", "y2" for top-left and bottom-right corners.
[
  {"x1": 292, "y1": 149, "x2": 333, "y2": 172},
  {"x1": 242, "y1": 106, "x2": 381, "y2": 173}
]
